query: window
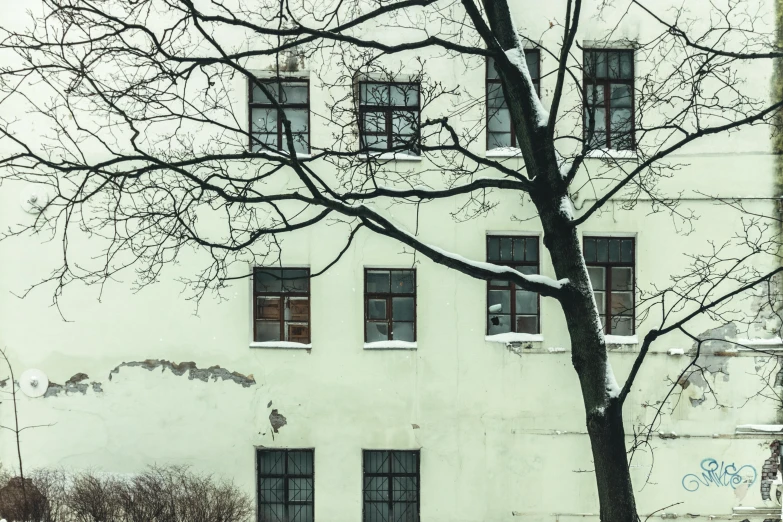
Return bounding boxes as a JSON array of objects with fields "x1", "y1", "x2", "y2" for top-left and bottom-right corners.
[
  {"x1": 486, "y1": 51, "x2": 540, "y2": 149},
  {"x1": 363, "y1": 450, "x2": 419, "y2": 522},
  {"x1": 486, "y1": 236, "x2": 540, "y2": 335},
  {"x1": 254, "y1": 267, "x2": 310, "y2": 343},
  {"x1": 359, "y1": 82, "x2": 420, "y2": 155},
  {"x1": 250, "y1": 80, "x2": 310, "y2": 154},
  {"x1": 257, "y1": 449, "x2": 314, "y2": 522},
  {"x1": 583, "y1": 237, "x2": 635, "y2": 335},
  {"x1": 364, "y1": 269, "x2": 416, "y2": 342},
  {"x1": 583, "y1": 49, "x2": 634, "y2": 150}
]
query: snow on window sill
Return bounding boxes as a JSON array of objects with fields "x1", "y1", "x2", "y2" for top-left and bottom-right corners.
[
  {"x1": 485, "y1": 333, "x2": 544, "y2": 344},
  {"x1": 255, "y1": 150, "x2": 312, "y2": 160},
  {"x1": 605, "y1": 335, "x2": 638, "y2": 345},
  {"x1": 250, "y1": 341, "x2": 312, "y2": 349},
  {"x1": 358, "y1": 153, "x2": 422, "y2": 162},
  {"x1": 364, "y1": 340, "x2": 418, "y2": 350},
  {"x1": 585, "y1": 149, "x2": 637, "y2": 160},
  {"x1": 735, "y1": 424, "x2": 783, "y2": 434},
  {"x1": 486, "y1": 147, "x2": 522, "y2": 158}
]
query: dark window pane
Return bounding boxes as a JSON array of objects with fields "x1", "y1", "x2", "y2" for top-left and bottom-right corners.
[
  {"x1": 621, "y1": 240, "x2": 633, "y2": 262},
  {"x1": 259, "y1": 478, "x2": 285, "y2": 503},
  {"x1": 364, "y1": 477, "x2": 389, "y2": 501},
  {"x1": 392, "y1": 477, "x2": 417, "y2": 501},
  {"x1": 611, "y1": 316, "x2": 634, "y2": 335},
  {"x1": 594, "y1": 292, "x2": 606, "y2": 315},
  {"x1": 257, "y1": 296, "x2": 281, "y2": 320},
  {"x1": 608, "y1": 51, "x2": 621, "y2": 78},
  {"x1": 290, "y1": 504, "x2": 313, "y2": 522},
  {"x1": 608, "y1": 240, "x2": 620, "y2": 262},
  {"x1": 391, "y1": 271, "x2": 415, "y2": 293},
  {"x1": 281, "y1": 269, "x2": 309, "y2": 292},
  {"x1": 288, "y1": 478, "x2": 313, "y2": 502},
  {"x1": 525, "y1": 239, "x2": 539, "y2": 262},
  {"x1": 610, "y1": 84, "x2": 632, "y2": 107},
  {"x1": 487, "y1": 83, "x2": 506, "y2": 108},
  {"x1": 259, "y1": 503, "x2": 285, "y2": 522},
  {"x1": 488, "y1": 132, "x2": 512, "y2": 149},
  {"x1": 365, "y1": 503, "x2": 390, "y2": 522},
  {"x1": 392, "y1": 322, "x2": 414, "y2": 341},
  {"x1": 393, "y1": 502, "x2": 418, "y2": 522},
  {"x1": 256, "y1": 320, "x2": 281, "y2": 342},
  {"x1": 584, "y1": 239, "x2": 596, "y2": 262},
  {"x1": 611, "y1": 292, "x2": 633, "y2": 316},
  {"x1": 391, "y1": 85, "x2": 419, "y2": 107},
  {"x1": 487, "y1": 314, "x2": 511, "y2": 335},
  {"x1": 516, "y1": 290, "x2": 537, "y2": 314},
  {"x1": 392, "y1": 297, "x2": 415, "y2": 321},
  {"x1": 391, "y1": 452, "x2": 417, "y2": 473},
  {"x1": 525, "y1": 52, "x2": 539, "y2": 80},
  {"x1": 362, "y1": 83, "x2": 389, "y2": 105},
  {"x1": 284, "y1": 109, "x2": 308, "y2": 133},
  {"x1": 516, "y1": 315, "x2": 537, "y2": 334},
  {"x1": 392, "y1": 111, "x2": 416, "y2": 135},
  {"x1": 368, "y1": 299, "x2": 387, "y2": 320},
  {"x1": 588, "y1": 266, "x2": 605, "y2": 291},
  {"x1": 367, "y1": 271, "x2": 390, "y2": 293},
  {"x1": 500, "y1": 238, "x2": 512, "y2": 261},
  {"x1": 619, "y1": 52, "x2": 633, "y2": 78},
  {"x1": 256, "y1": 269, "x2": 283, "y2": 292},
  {"x1": 281, "y1": 83, "x2": 308, "y2": 104},
  {"x1": 487, "y1": 57, "x2": 499, "y2": 79},
  {"x1": 366, "y1": 322, "x2": 389, "y2": 342},
  {"x1": 365, "y1": 451, "x2": 390, "y2": 473},
  {"x1": 363, "y1": 112, "x2": 386, "y2": 133},
  {"x1": 516, "y1": 265, "x2": 537, "y2": 276},
  {"x1": 287, "y1": 451, "x2": 313, "y2": 475},
  {"x1": 611, "y1": 267, "x2": 633, "y2": 291},
  {"x1": 488, "y1": 290, "x2": 511, "y2": 314},
  {"x1": 596, "y1": 238, "x2": 608, "y2": 262},
  {"x1": 258, "y1": 450, "x2": 286, "y2": 475},
  {"x1": 253, "y1": 83, "x2": 280, "y2": 104},
  {"x1": 252, "y1": 108, "x2": 278, "y2": 133},
  {"x1": 512, "y1": 238, "x2": 525, "y2": 261},
  {"x1": 488, "y1": 107, "x2": 511, "y2": 132},
  {"x1": 488, "y1": 237, "x2": 500, "y2": 261}
]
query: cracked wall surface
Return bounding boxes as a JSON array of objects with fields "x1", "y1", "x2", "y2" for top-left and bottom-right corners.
[{"x1": 108, "y1": 359, "x2": 256, "y2": 387}]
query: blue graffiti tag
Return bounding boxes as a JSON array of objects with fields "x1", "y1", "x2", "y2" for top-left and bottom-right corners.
[{"x1": 682, "y1": 458, "x2": 757, "y2": 492}]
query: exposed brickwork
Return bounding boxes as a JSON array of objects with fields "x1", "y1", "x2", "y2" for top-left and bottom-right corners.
[{"x1": 762, "y1": 440, "x2": 782, "y2": 501}]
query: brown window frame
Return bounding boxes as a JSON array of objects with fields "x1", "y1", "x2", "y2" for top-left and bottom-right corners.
[
  {"x1": 362, "y1": 450, "x2": 420, "y2": 522},
  {"x1": 253, "y1": 267, "x2": 311, "y2": 344},
  {"x1": 248, "y1": 78, "x2": 311, "y2": 154},
  {"x1": 582, "y1": 49, "x2": 635, "y2": 151},
  {"x1": 358, "y1": 81, "x2": 421, "y2": 155},
  {"x1": 364, "y1": 268, "x2": 417, "y2": 343},
  {"x1": 257, "y1": 448, "x2": 314, "y2": 522},
  {"x1": 486, "y1": 236, "x2": 541, "y2": 335},
  {"x1": 583, "y1": 237, "x2": 635, "y2": 335},
  {"x1": 486, "y1": 50, "x2": 540, "y2": 150}
]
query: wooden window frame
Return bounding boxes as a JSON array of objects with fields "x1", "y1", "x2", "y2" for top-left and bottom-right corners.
[
  {"x1": 248, "y1": 78, "x2": 311, "y2": 154},
  {"x1": 363, "y1": 268, "x2": 417, "y2": 342},
  {"x1": 362, "y1": 450, "x2": 420, "y2": 522},
  {"x1": 256, "y1": 448, "x2": 314, "y2": 522},
  {"x1": 583, "y1": 236, "x2": 636, "y2": 335},
  {"x1": 582, "y1": 49, "x2": 635, "y2": 150},
  {"x1": 358, "y1": 81, "x2": 421, "y2": 154},
  {"x1": 253, "y1": 267, "x2": 311, "y2": 343},
  {"x1": 486, "y1": 235, "x2": 541, "y2": 335},
  {"x1": 485, "y1": 50, "x2": 540, "y2": 150}
]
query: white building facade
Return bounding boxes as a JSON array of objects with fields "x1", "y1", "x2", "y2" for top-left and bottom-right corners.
[{"x1": 1, "y1": 0, "x2": 783, "y2": 521}]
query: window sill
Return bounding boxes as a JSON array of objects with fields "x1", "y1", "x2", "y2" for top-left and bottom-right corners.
[
  {"x1": 253, "y1": 150, "x2": 312, "y2": 160},
  {"x1": 585, "y1": 149, "x2": 637, "y2": 160},
  {"x1": 486, "y1": 147, "x2": 522, "y2": 158},
  {"x1": 358, "y1": 153, "x2": 422, "y2": 162},
  {"x1": 605, "y1": 334, "x2": 638, "y2": 345},
  {"x1": 250, "y1": 341, "x2": 312, "y2": 349},
  {"x1": 485, "y1": 333, "x2": 544, "y2": 344},
  {"x1": 364, "y1": 341, "x2": 418, "y2": 350}
]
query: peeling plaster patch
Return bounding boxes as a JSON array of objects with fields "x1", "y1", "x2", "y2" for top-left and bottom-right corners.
[
  {"x1": 679, "y1": 324, "x2": 741, "y2": 406},
  {"x1": 91, "y1": 382, "x2": 103, "y2": 393},
  {"x1": 108, "y1": 359, "x2": 256, "y2": 387},
  {"x1": 761, "y1": 440, "x2": 781, "y2": 501},
  {"x1": 411, "y1": 424, "x2": 420, "y2": 429},
  {"x1": 44, "y1": 373, "x2": 102, "y2": 397},
  {"x1": 269, "y1": 409, "x2": 287, "y2": 433},
  {"x1": 0, "y1": 378, "x2": 7, "y2": 388}
]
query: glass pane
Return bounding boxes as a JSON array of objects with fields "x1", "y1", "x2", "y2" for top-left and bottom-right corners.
[
  {"x1": 392, "y1": 477, "x2": 418, "y2": 501},
  {"x1": 588, "y1": 266, "x2": 605, "y2": 290},
  {"x1": 392, "y1": 271, "x2": 415, "y2": 293},
  {"x1": 392, "y1": 322, "x2": 414, "y2": 341},
  {"x1": 584, "y1": 238, "x2": 596, "y2": 262},
  {"x1": 256, "y1": 268, "x2": 283, "y2": 291},
  {"x1": 288, "y1": 478, "x2": 313, "y2": 502},
  {"x1": 611, "y1": 316, "x2": 634, "y2": 335},
  {"x1": 392, "y1": 111, "x2": 416, "y2": 134},
  {"x1": 525, "y1": 239, "x2": 538, "y2": 262},
  {"x1": 595, "y1": 51, "x2": 607, "y2": 77},
  {"x1": 585, "y1": 107, "x2": 606, "y2": 131},
  {"x1": 487, "y1": 314, "x2": 511, "y2": 334},
  {"x1": 500, "y1": 238, "x2": 512, "y2": 261},
  {"x1": 252, "y1": 83, "x2": 279, "y2": 103},
  {"x1": 363, "y1": 112, "x2": 386, "y2": 133},
  {"x1": 288, "y1": 451, "x2": 313, "y2": 475},
  {"x1": 489, "y1": 132, "x2": 512, "y2": 149},
  {"x1": 361, "y1": 83, "x2": 389, "y2": 105},
  {"x1": 281, "y1": 82, "x2": 308, "y2": 104},
  {"x1": 363, "y1": 134, "x2": 387, "y2": 150},
  {"x1": 291, "y1": 133, "x2": 309, "y2": 154},
  {"x1": 281, "y1": 269, "x2": 308, "y2": 292},
  {"x1": 258, "y1": 450, "x2": 286, "y2": 475},
  {"x1": 252, "y1": 133, "x2": 278, "y2": 152},
  {"x1": 611, "y1": 267, "x2": 633, "y2": 291},
  {"x1": 252, "y1": 108, "x2": 278, "y2": 133},
  {"x1": 366, "y1": 322, "x2": 389, "y2": 342},
  {"x1": 516, "y1": 315, "x2": 537, "y2": 334},
  {"x1": 596, "y1": 238, "x2": 608, "y2": 262},
  {"x1": 488, "y1": 108, "x2": 511, "y2": 132},
  {"x1": 392, "y1": 297, "x2": 415, "y2": 321},
  {"x1": 259, "y1": 503, "x2": 285, "y2": 522},
  {"x1": 516, "y1": 265, "x2": 537, "y2": 275},
  {"x1": 284, "y1": 109, "x2": 308, "y2": 133},
  {"x1": 365, "y1": 502, "x2": 390, "y2": 522},
  {"x1": 256, "y1": 320, "x2": 281, "y2": 342},
  {"x1": 367, "y1": 270, "x2": 390, "y2": 293},
  {"x1": 599, "y1": 315, "x2": 607, "y2": 332},
  {"x1": 364, "y1": 477, "x2": 389, "y2": 501},
  {"x1": 611, "y1": 292, "x2": 633, "y2": 316},
  {"x1": 609, "y1": 240, "x2": 620, "y2": 262},
  {"x1": 525, "y1": 52, "x2": 539, "y2": 79},
  {"x1": 365, "y1": 451, "x2": 390, "y2": 473},
  {"x1": 512, "y1": 238, "x2": 525, "y2": 261},
  {"x1": 392, "y1": 452, "x2": 417, "y2": 473},
  {"x1": 487, "y1": 57, "x2": 499, "y2": 79},
  {"x1": 610, "y1": 84, "x2": 632, "y2": 107},
  {"x1": 368, "y1": 299, "x2": 387, "y2": 320},
  {"x1": 516, "y1": 290, "x2": 537, "y2": 314},
  {"x1": 259, "y1": 478, "x2": 284, "y2": 503},
  {"x1": 290, "y1": 504, "x2": 313, "y2": 522},
  {"x1": 257, "y1": 296, "x2": 281, "y2": 320},
  {"x1": 608, "y1": 52, "x2": 621, "y2": 78},
  {"x1": 594, "y1": 291, "x2": 606, "y2": 314},
  {"x1": 611, "y1": 108, "x2": 633, "y2": 149},
  {"x1": 488, "y1": 289, "x2": 511, "y2": 313},
  {"x1": 621, "y1": 240, "x2": 633, "y2": 262},
  {"x1": 393, "y1": 502, "x2": 418, "y2": 522},
  {"x1": 619, "y1": 52, "x2": 633, "y2": 78},
  {"x1": 391, "y1": 85, "x2": 419, "y2": 106},
  {"x1": 487, "y1": 83, "x2": 506, "y2": 108},
  {"x1": 586, "y1": 85, "x2": 604, "y2": 105},
  {"x1": 487, "y1": 237, "x2": 500, "y2": 261}
]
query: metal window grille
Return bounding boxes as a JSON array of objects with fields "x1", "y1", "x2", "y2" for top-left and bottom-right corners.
[
  {"x1": 363, "y1": 450, "x2": 420, "y2": 522},
  {"x1": 257, "y1": 449, "x2": 314, "y2": 522}
]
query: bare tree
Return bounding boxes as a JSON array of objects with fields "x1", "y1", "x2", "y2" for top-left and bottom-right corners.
[{"x1": 0, "y1": 0, "x2": 781, "y2": 520}]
